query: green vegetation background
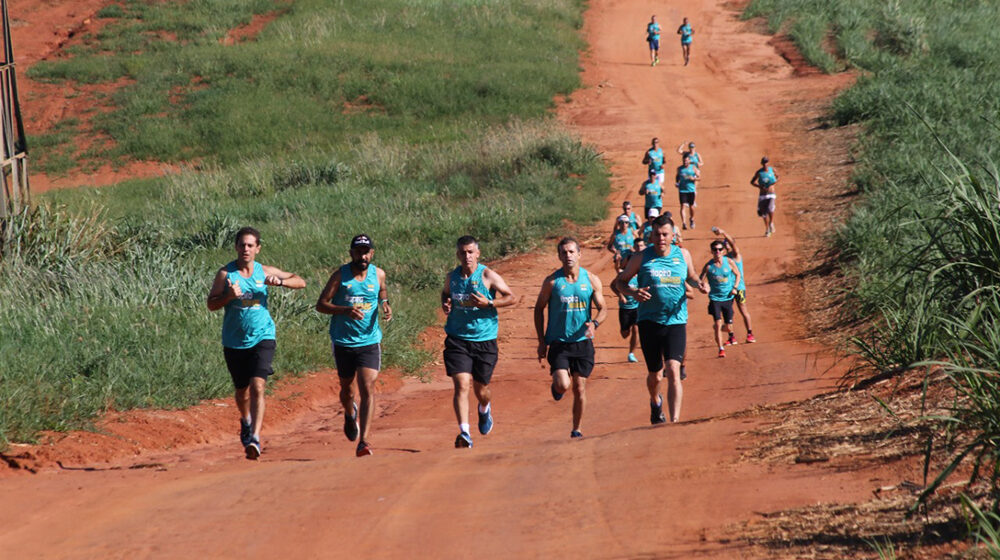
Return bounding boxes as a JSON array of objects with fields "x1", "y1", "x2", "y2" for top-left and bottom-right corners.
[
  {"x1": 0, "y1": 0, "x2": 609, "y2": 447},
  {"x1": 745, "y1": 0, "x2": 1000, "y2": 509}
]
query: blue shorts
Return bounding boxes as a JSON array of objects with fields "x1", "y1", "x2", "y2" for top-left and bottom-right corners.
[{"x1": 648, "y1": 38, "x2": 660, "y2": 50}]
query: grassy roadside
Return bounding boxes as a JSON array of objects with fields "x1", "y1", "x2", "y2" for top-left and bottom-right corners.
[
  {"x1": 0, "y1": 0, "x2": 609, "y2": 447},
  {"x1": 745, "y1": 0, "x2": 1000, "y2": 545}
]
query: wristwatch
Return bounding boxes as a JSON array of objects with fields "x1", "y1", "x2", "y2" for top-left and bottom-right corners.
[{"x1": 592, "y1": 319, "x2": 600, "y2": 329}]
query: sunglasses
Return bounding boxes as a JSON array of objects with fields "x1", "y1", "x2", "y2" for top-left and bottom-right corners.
[{"x1": 712, "y1": 247, "x2": 725, "y2": 252}]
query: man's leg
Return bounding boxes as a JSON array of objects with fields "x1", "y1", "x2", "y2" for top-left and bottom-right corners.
[
  {"x1": 737, "y1": 299, "x2": 753, "y2": 332},
  {"x1": 713, "y1": 318, "x2": 724, "y2": 349},
  {"x1": 629, "y1": 325, "x2": 638, "y2": 355},
  {"x1": 452, "y1": 373, "x2": 472, "y2": 429},
  {"x1": 235, "y1": 386, "x2": 250, "y2": 423},
  {"x1": 249, "y1": 376, "x2": 266, "y2": 439},
  {"x1": 553, "y1": 368, "x2": 571, "y2": 397},
  {"x1": 472, "y1": 380, "x2": 492, "y2": 411},
  {"x1": 571, "y1": 374, "x2": 586, "y2": 432},
  {"x1": 665, "y1": 359, "x2": 683, "y2": 422},
  {"x1": 646, "y1": 368, "x2": 663, "y2": 403},
  {"x1": 339, "y1": 375, "x2": 355, "y2": 419},
  {"x1": 357, "y1": 367, "x2": 378, "y2": 442}
]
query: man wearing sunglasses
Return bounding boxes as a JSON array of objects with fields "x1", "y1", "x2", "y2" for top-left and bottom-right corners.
[{"x1": 699, "y1": 241, "x2": 742, "y2": 358}]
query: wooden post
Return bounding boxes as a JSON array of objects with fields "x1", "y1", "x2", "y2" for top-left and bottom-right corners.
[{"x1": 0, "y1": 0, "x2": 29, "y2": 220}]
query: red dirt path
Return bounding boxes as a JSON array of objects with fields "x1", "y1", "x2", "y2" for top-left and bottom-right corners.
[{"x1": 0, "y1": 0, "x2": 885, "y2": 558}]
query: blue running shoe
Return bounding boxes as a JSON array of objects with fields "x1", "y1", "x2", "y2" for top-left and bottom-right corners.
[
  {"x1": 627, "y1": 353, "x2": 638, "y2": 363},
  {"x1": 478, "y1": 407, "x2": 494, "y2": 435},
  {"x1": 650, "y1": 395, "x2": 666, "y2": 425},
  {"x1": 455, "y1": 432, "x2": 473, "y2": 448},
  {"x1": 570, "y1": 430, "x2": 583, "y2": 438},
  {"x1": 344, "y1": 403, "x2": 359, "y2": 442},
  {"x1": 245, "y1": 436, "x2": 261, "y2": 460},
  {"x1": 551, "y1": 381, "x2": 564, "y2": 401},
  {"x1": 239, "y1": 419, "x2": 252, "y2": 447}
]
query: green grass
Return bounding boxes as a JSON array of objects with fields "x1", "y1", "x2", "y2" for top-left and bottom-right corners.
[{"x1": 1, "y1": 0, "x2": 608, "y2": 447}]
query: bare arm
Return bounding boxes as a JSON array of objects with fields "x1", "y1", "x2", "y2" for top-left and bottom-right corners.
[
  {"x1": 481, "y1": 268, "x2": 517, "y2": 308},
  {"x1": 206, "y1": 268, "x2": 237, "y2": 311},
  {"x1": 440, "y1": 275, "x2": 452, "y2": 315},
  {"x1": 613, "y1": 251, "x2": 651, "y2": 302},
  {"x1": 683, "y1": 248, "x2": 708, "y2": 293},
  {"x1": 586, "y1": 274, "x2": 608, "y2": 339},
  {"x1": 377, "y1": 266, "x2": 393, "y2": 322},
  {"x1": 729, "y1": 259, "x2": 742, "y2": 295},
  {"x1": 717, "y1": 228, "x2": 741, "y2": 261},
  {"x1": 750, "y1": 170, "x2": 760, "y2": 188},
  {"x1": 261, "y1": 264, "x2": 306, "y2": 290},
  {"x1": 534, "y1": 276, "x2": 555, "y2": 363},
  {"x1": 607, "y1": 232, "x2": 619, "y2": 255},
  {"x1": 315, "y1": 268, "x2": 362, "y2": 319}
]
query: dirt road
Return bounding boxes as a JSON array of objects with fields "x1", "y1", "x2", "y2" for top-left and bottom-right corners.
[{"x1": 1, "y1": 0, "x2": 866, "y2": 557}]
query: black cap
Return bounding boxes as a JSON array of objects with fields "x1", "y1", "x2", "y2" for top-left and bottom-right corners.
[
  {"x1": 351, "y1": 234, "x2": 374, "y2": 250},
  {"x1": 761, "y1": 156, "x2": 769, "y2": 164}
]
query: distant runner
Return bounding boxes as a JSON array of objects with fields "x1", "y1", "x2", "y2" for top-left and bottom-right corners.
[
  {"x1": 207, "y1": 226, "x2": 306, "y2": 460},
  {"x1": 646, "y1": 15, "x2": 661, "y2": 66},
  {"x1": 642, "y1": 137, "x2": 666, "y2": 186},
  {"x1": 639, "y1": 169, "x2": 663, "y2": 219},
  {"x1": 750, "y1": 156, "x2": 778, "y2": 237},
  {"x1": 677, "y1": 17, "x2": 694, "y2": 66},
  {"x1": 713, "y1": 227, "x2": 755, "y2": 343},
  {"x1": 607, "y1": 215, "x2": 636, "y2": 272},
  {"x1": 613, "y1": 214, "x2": 706, "y2": 424},
  {"x1": 621, "y1": 200, "x2": 641, "y2": 233},
  {"x1": 535, "y1": 238, "x2": 608, "y2": 438},
  {"x1": 675, "y1": 153, "x2": 701, "y2": 230},
  {"x1": 315, "y1": 234, "x2": 392, "y2": 457},
  {"x1": 610, "y1": 237, "x2": 646, "y2": 363},
  {"x1": 699, "y1": 239, "x2": 742, "y2": 358},
  {"x1": 677, "y1": 141, "x2": 704, "y2": 168},
  {"x1": 441, "y1": 235, "x2": 517, "y2": 448}
]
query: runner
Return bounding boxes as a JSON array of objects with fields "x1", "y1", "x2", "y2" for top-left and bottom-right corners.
[
  {"x1": 713, "y1": 227, "x2": 755, "y2": 343},
  {"x1": 677, "y1": 141, "x2": 704, "y2": 168},
  {"x1": 610, "y1": 237, "x2": 645, "y2": 363},
  {"x1": 646, "y1": 15, "x2": 661, "y2": 67},
  {"x1": 699, "y1": 239, "x2": 742, "y2": 358},
  {"x1": 750, "y1": 156, "x2": 778, "y2": 237},
  {"x1": 677, "y1": 17, "x2": 694, "y2": 66},
  {"x1": 441, "y1": 235, "x2": 517, "y2": 448},
  {"x1": 613, "y1": 214, "x2": 706, "y2": 424},
  {"x1": 641, "y1": 137, "x2": 666, "y2": 186},
  {"x1": 675, "y1": 153, "x2": 700, "y2": 230},
  {"x1": 534, "y1": 238, "x2": 608, "y2": 438},
  {"x1": 621, "y1": 200, "x2": 640, "y2": 233},
  {"x1": 607, "y1": 215, "x2": 636, "y2": 272},
  {"x1": 639, "y1": 169, "x2": 663, "y2": 219},
  {"x1": 315, "y1": 234, "x2": 392, "y2": 457},
  {"x1": 206, "y1": 226, "x2": 306, "y2": 460}
]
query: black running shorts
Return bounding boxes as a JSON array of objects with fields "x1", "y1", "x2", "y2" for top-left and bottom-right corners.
[
  {"x1": 223, "y1": 339, "x2": 276, "y2": 390},
  {"x1": 619, "y1": 307, "x2": 638, "y2": 332},
  {"x1": 637, "y1": 321, "x2": 686, "y2": 372},
  {"x1": 678, "y1": 192, "x2": 696, "y2": 206},
  {"x1": 546, "y1": 340, "x2": 595, "y2": 378},
  {"x1": 332, "y1": 342, "x2": 382, "y2": 379},
  {"x1": 707, "y1": 299, "x2": 735, "y2": 323},
  {"x1": 444, "y1": 336, "x2": 499, "y2": 385},
  {"x1": 757, "y1": 195, "x2": 776, "y2": 216}
]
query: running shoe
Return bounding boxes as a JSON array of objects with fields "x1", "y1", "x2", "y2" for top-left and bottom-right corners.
[
  {"x1": 651, "y1": 60, "x2": 656, "y2": 67},
  {"x1": 627, "y1": 352, "x2": 638, "y2": 363},
  {"x1": 239, "y1": 419, "x2": 252, "y2": 447},
  {"x1": 689, "y1": 219, "x2": 695, "y2": 229},
  {"x1": 746, "y1": 333, "x2": 756, "y2": 343},
  {"x1": 344, "y1": 402, "x2": 359, "y2": 442},
  {"x1": 245, "y1": 436, "x2": 261, "y2": 460},
  {"x1": 726, "y1": 333, "x2": 737, "y2": 346},
  {"x1": 570, "y1": 430, "x2": 583, "y2": 438},
  {"x1": 455, "y1": 432, "x2": 473, "y2": 449},
  {"x1": 680, "y1": 365, "x2": 687, "y2": 380},
  {"x1": 551, "y1": 381, "x2": 564, "y2": 401},
  {"x1": 478, "y1": 407, "x2": 494, "y2": 435},
  {"x1": 650, "y1": 396, "x2": 666, "y2": 425},
  {"x1": 682, "y1": 222, "x2": 688, "y2": 230},
  {"x1": 765, "y1": 230, "x2": 771, "y2": 238},
  {"x1": 718, "y1": 347, "x2": 726, "y2": 358},
  {"x1": 356, "y1": 441, "x2": 373, "y2": 457},
  {"x1": 769, "y1": 223, "x2": 775, "y2": 234}
]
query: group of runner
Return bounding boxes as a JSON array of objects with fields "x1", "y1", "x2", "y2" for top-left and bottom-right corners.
[{"x1": 646, "y1": 15, "x2": 694, "y2": 66}]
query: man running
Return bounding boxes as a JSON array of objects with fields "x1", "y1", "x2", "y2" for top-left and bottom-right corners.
[
  {"x1": 535, "y1": 238, "x2": 608, "y2": 438},
  {"x1": 607, "y1": 215, "x2": 636, "y2": 272},
  {"x1": 639, "y1": 170, "x2": 663, "y2": 219},
  {"x1": 610, "y1": 237, "x2": 645, "y2": 363},
  {"x1": 621, "y1": 200, "x2": 640, "y2": 233},
  {"x1": 207, "y1": 226, "x2": 306, "y2": 460},
  {"x1": 442, "y1": 235, "x2": 517, "y2": 448},
  {"x1": 315, "y1": 234, "x2": 392, "y2": 457},
  {"x1": 713, "y1": 227, "x2": 755, "y2": 343},
  {"x1": 646, "y1": 15, "x2": 661, "y2": 66},
  {"x1": 613, "y1": 214, "x2": 706, "y2": 424},
  {"x1": 750, "y1": 156, "x2": 778, "y2": 237},
  {"x1": 642, "y1": 137, "x2": 666, "y2": 186},
  {"x1": 677, "y1": 141, "x2": 704, "y2": 168},
  {"x1": 699, "y1": 239, "x2": 742, "y2": 358},
  {"x1": 676, "y1": 153, "x2": 700, "y2": 229},
  {"x1": 677, "y1": 17, "x2": 694, "y2": 66}
]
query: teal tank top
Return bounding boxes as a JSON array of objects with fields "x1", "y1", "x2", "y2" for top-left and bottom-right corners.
[
  {"x1": 647, "y1": 22, "x2": 660, "y2": 41},
  {"x1": 646, "y1": 148, "x2": 665, "y2": 172},
  {"x1": 545, "y1": 268, "x2": 594, "y2": 344},
  {"x1": 681, "y1": 24, "x2": 693, "y2": 43},
  {"x1": 642, "y1": 223, "x2": 653, "y2": 244},
  {"x1": 444, "y1": 264, "x2": 498, "y2": 342},
  {"x1": 758, "y1": 167, "x2": 776, "y2": 187},
  {"x1": 677, "y1": 164, "x2": 698, "y2": 193},
  {"x1": 637, "y1": 245, "x2": 689, "y2": 326},
  {"x1": 612, "y1": 231, "x2": 633, "y2": 258},
  {"x1": 643, "y1": 180, "x2": 663, "y2": 208},
  {"x1": 736, "y1": 259, "x2": 745, "y2": 291},
  {"x1": 221, "y1": 261, "x2": 276, "y2": 349},
  {"x1": 707, "y1": 256, "x2": 736, "y2": 302},
  {"x1": 621, "y1": 275, "x2": 639, "y2": 310},
  {"x1": 688, "y1": 151, "x2": 701, "y2": 167},
  {"x1": 329, "y1": 263, "x2": 382, "y2": 347}
]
